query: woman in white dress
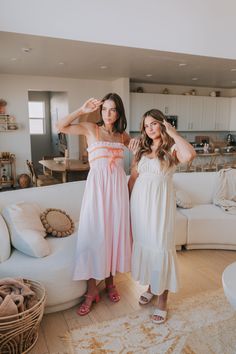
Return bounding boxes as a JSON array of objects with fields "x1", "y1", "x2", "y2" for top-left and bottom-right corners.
[{"x1": 128, "y1": 109, "x2": 196, "y2": 324}]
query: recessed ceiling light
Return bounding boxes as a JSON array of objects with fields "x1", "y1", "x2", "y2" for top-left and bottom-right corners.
[
  {"x1": 145, "y1": 74, "x2": 153, "y2": 77},
  {"x1": 21, "y1": 47, "x2": 32, "y2": 53},
  {"x1": 100, "y1": 65, "x2": 108, "y2": 69},
  {"x1": 192, "y1": 77, "x2": 198, "y2": 81},
  {"x1": 179, "y1": 63, "x2": 187, "y2": 67},
  {"x1": 231, "y1": 68, "x2": 236, "y2": 72}
]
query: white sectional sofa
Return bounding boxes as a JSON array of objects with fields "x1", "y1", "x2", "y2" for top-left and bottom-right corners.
[
  {"x1": 0, "y1": 181, "x2": 87, "y2": 314},
  {"x1": 174, "y1": 171, "x2": 236, "y2": 250},
  {"x1": 0, "y1": 171, "x2": 235, "y2": 313}
]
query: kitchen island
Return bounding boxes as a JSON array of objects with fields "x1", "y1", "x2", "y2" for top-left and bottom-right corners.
[{"x1": 178, "y1": 151, "x2": 236, "y2": 172}]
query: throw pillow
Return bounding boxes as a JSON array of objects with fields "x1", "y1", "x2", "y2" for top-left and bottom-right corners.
[
  {"x1": 0, "y1": 214, "x2": 11, "y2": 263},
  {"x1": 40, "y1": 208, "x2": 75, "y2": 237},
  {"x1": 176, "y1": 189, "x2": 193, "y2": 209},
  {"x1": 2, "y1": 202, "x2": 50, "y2": 258}
]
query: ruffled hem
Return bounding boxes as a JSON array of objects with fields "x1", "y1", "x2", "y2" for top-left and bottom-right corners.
[{"x1": 131, "y1": 242, "x2": 180, "y2": 295}]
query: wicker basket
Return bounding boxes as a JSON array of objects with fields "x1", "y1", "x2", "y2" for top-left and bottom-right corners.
[{"x1": 0, "y1": 279, "x2": 46, "y2": 354}]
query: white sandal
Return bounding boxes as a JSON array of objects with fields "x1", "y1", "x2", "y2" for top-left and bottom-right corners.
[
  {"x1": 152, "y1": 308, "x2": 167, "y2": 324},
  {"x1": 139, "y1": 291, "x2": 154, "y2": 305}
]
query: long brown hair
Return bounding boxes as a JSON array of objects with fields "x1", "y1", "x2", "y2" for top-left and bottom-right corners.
[
  {"x1": 135, "y1": 109, "x2": 177, "y2": 168},
  {"x1": 97, "y1": 93, "x2": 127, "y2": 133}
]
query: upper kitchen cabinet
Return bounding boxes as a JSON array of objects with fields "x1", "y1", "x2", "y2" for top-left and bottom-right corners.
[
  {"x1": 175, "y1": 95, "x2": 190, "y2": 130},
  {"x1": 202, "y1": 97, "x2": 217, "y2": 131},
  {"x1": 130, "y1": 92, "x2": 155, "y2": 131},
  {"x1": 202, "y1": 97, "x2": 230, "y2": 131},
  {"x1": 154, "y1": 94, "x2": 177, "y2": 115},
  {"x1": 176, "y1": 96, "x2": 230, "y2": 131},
  {"x1": 189, "y1": 96, "x2": 204, "y2": 130},
  {"x1": 215, "y1": 97, "x2": 230, "y2": 131},
  {"x1": 130, "y1": 92, "x2": 231, "y2": 132},
  {"x1": 230, "y1": 97, "x2": 236, "y2": 131},
  {"x1": 159, "y1": 95, "x2": 203, "y2": 131}
]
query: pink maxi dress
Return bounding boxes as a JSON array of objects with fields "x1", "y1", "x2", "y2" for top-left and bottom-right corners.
[{"x1": 73, "y1": 130, "x2": 132, "y2": 280}]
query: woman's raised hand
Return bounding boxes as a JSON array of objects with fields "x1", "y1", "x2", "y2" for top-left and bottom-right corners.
[
  {"x1": 128, "y1": 138, "x2": 140, "y2": 155},
  {"x1": 80, "y1": 98, "x2": 102, "y2": 114},
  {"x1": 163, "y1": 120, "x2": 177, "y2": 138}
]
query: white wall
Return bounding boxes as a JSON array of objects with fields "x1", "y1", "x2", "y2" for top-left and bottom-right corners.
[
  {"x1": 0, "y1": 74, "x2": 129, "y2": 176},
  {"x1": 1, "y1": 0, "x2": 236, "y2": 59}
]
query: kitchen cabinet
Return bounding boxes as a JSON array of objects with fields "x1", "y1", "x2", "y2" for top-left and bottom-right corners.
[
  {"x1": 130, "y1": 92, "x2": 155, "y2": 131},
  {"x1": 175, "y1": 95, "x2": 190, "y2": 130},
  {"x1": 189, "y1": 96, "x2": 203, "y2": 130},
  {"x1": 0, "y1": 154, "x2": 16, "y2": 189},
  {"x1": 202, "y1": 97, "x2": 230, "y2": 131},
  {"x1": 130, "y1": 92, "x2": 178, "y2": 131},
  {"x1": 154, "y1": 94, "x2": 177, "y2": 115},
  {"x1": 130, "y1": 92, "x2": 231, "y2": 132},
  {"x1": 202, "y1": 97, "x2": 217, "y2": 131},
  {"x1": 215, "y1": 98, "x2": 230, "y2": 131},
  {"x1": 230, "y1": 97, "x2": 236, "y2": 131},
  {"x1": 177, "y1": 96, "x2": 204, "y2": 131}
]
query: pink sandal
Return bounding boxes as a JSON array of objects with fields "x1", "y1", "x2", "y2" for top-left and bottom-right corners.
[
  {"x1": 77, "y1": 293, "x2": 100, "y2": 316},
  {"x1": 106, "y1": 284, "x2": 120, "y2": 302}
]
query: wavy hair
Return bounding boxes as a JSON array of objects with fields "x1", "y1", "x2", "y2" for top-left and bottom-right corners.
[
  {"x1": 97, "y1": 93, "x2": 127, "y2": 133},
  {"x1": 135, "y1": 109, "x2": 177, "y2": 168}
]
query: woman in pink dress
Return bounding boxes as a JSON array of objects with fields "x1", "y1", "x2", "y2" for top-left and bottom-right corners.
[{"x1": 57, "y1": 93, "x2": 132, "y2": 315}]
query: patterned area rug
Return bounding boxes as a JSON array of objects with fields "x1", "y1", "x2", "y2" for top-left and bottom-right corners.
[{"x1": 64, "y1": 289, "x2": 236, "y2": 354}]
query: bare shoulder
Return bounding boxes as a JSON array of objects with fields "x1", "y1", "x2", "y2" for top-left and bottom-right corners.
[{"x1": 77, "y1": 121, "x2": 97, "y2": 135}]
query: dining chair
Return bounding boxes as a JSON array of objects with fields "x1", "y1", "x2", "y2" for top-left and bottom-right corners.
[
  {"x1": 42, "y1": 155, "x2": 61, "y2": 177},
  {"x1": 26, "y1": 160, "x2": 61, "y2": 187}
]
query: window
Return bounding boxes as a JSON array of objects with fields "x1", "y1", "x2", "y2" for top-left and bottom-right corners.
[{"x1": 28, "y1": 101, "x2": 45, "y2": 134}]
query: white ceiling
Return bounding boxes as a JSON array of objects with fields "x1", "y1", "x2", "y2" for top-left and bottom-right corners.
[{"x1": 1, "y1": 31, "x2": 236, "y2": 88}]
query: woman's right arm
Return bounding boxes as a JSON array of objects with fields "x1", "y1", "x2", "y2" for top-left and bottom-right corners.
[{"x1": 56, "y1": 98, "x2": 102, "y2": 136}]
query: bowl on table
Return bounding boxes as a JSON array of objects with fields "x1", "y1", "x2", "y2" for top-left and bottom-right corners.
[{"x1": 53, "y1": 157, "x2": 65, "y2": 164}]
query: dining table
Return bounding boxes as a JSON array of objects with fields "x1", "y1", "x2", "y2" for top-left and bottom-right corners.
[{"x1": 38, "y1": 158, "x2": 90, "y2": 183}]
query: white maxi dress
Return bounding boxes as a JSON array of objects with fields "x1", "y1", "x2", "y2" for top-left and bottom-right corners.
[{"x1": 131, "y1": 155, "x2": 180, "y2": 295}]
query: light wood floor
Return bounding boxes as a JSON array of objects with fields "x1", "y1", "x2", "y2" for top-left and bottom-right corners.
[{"x1": 31, "y1": 249, "x2": 236, "y2": 354}]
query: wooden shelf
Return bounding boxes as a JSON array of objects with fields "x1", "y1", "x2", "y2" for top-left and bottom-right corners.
[
  {"x1": 0, "y1": 114, "x2": 18, "y2": 132},
  {"x1": 0, "y1": 154, "x2": 16, "y2": 189}
]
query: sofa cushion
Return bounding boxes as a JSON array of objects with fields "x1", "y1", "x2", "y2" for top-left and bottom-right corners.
[
  {"x1": 2, "y1": 202, "x2": 50, "y2": 258},
  {"x1": 173, "y1": 172, "x2": 217, "y2": 205},
  {"x1": 179, "y1": 204, "x2": 236, "y2": 247},
  {"x1": 176, "y1": 189, "x2": 193, "y2": 209},
  {"x1": 40, "y1": 208, "x2": 75, "y2": 237},
  {"x1": 0, "y1": 214, "x2": 11, "y2": 263}
]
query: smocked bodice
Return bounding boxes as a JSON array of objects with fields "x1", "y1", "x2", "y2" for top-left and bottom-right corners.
[
  {"x1": 137, "y1": 155, "x2": 176, "y2": 177},
  {"x1": 87, "y1": 141, "x2": 125, "y2": 171}
]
